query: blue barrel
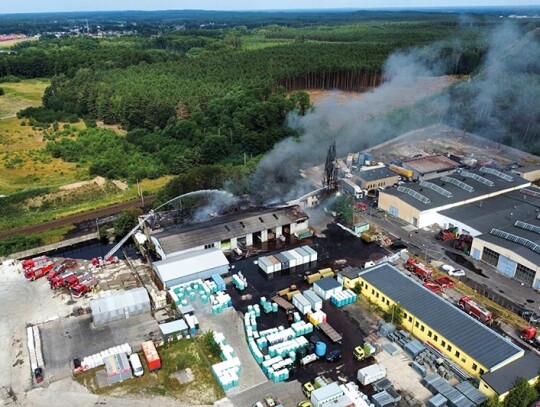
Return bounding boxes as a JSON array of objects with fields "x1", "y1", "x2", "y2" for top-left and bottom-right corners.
[{"x1": 315, "y1": 342, "x2": 327, "y2": 357}]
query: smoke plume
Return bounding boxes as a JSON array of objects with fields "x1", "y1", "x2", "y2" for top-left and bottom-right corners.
[{"x1": 253, "y1": 21, "x2": 540, "y2": 202}]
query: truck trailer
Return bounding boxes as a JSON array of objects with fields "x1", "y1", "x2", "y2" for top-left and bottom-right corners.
[
  {"x1": 339, "y1": 178, "x2": 363, "y2": 199},
  {"x1": 317, "y1": 322, "x2": 342, "y2": 343}
]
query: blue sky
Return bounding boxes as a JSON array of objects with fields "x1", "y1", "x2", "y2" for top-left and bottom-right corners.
[{"x1": 0, "y1": 0, "x2": 539, "y2": 14}]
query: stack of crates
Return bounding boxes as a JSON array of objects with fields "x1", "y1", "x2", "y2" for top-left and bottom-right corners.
[
  {"x1": 211, "y1": 332, "x2": 241, "y2": 391},
  {"x1": 268, "y1": 336, "x2": 309, "y2": 358},
  {"x1": 291, "y1": 320, "x2": 314, "y2": 336},
  {"x1": 331, "y1": 289, "x2": 357, "y2": 308},
  {"x1": 169, "y1": 278, "x2": 217, "y2": 306},
  {"x1": 266, "y1": 327, "x2": 296, "y2": 346},
  {"x1": 232, "y1": 273, "x2": 248, "y2": 291},
  {"x1": 211, "y1": 274, "x2": 226, "y2": 291},
  {"x1": 211, "y1": 291, "x2": 233, "y2": 315},
  {"x1": 307, "y1": 310, "x2": 327, "y2": 326},
  {"x1": 260, "y1": 297, "x2": 274, "y2": 313},
  {"x1": 184, "y1": 314, "x2": 199, "y2": 335}
]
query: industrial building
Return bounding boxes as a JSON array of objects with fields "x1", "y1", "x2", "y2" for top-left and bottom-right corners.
[
  {"x1": 378, "y1": 168, "x2": 530, "y2": 228},
  {"x1": 402, "y1": 155, "x2": 460, "y2": 180},
  {"x1": 147, "y1": 206, "x2": 309, "y2": 259},
  {"x1": 152, "y1": 248, "x2": 229, "y2": 289},
  {"x1": 512, "y1": 164, "x2": 540, "y2": 182},
  {"x1": 356, "y1": 263, "x2": 525, "y2": 390},
  {"x1": 439, "y1": 187, "x2": 540, "y2": 288},
  {"x1": 355, "y1": 167, "x2": 399, "y2": 191}
]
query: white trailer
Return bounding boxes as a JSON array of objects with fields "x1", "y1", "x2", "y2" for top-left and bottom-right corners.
[
  {"x1": 340, "y1": 178, "x2": 363, "y2": 199},
  {"x1": 357, "y1": 363, "x2": 386, "y2": 386}
]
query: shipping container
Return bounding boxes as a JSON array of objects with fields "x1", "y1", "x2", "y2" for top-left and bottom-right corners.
[
  {"x1": 274, "y1": 253, "x2": 290, "y2": 270},
  {"x1": 292, "y1": 293, "x2": 312, "y2": 315},
  {"x1": 141, "y1": 341, "x2": 161, "y2": 371},
  {"x1": 357, "y1": 363, "x2": 386, "y2": 386},
  {"x1": 266, "y1": 256, "x2": 282, "y2": 272},
  {"x1": 258, "y1": 257, "x2": 274, "y2": 274},
  {"x1": 294, "y1": 248, "x2": 311, "y2": 264},
  {"x1": 302, "y1": 246, "x2": 318, "y2": 262},
  {"x1": 303, "y1": 289, "x2": 323, "y2": 311},
  {"x1": 282, "y1": 251, "x2": 297, "y2": 268},
  {"x1": 288, "y1": 250, "x2": 304, "y2": 266}
]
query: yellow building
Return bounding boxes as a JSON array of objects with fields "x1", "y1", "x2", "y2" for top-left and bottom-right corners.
[
  {"x1": 512, "y1": 165, "x2": 540, "y2": 182},
  {"x1": 357, "y1": 263, "x2": 525, "y2": 394}
]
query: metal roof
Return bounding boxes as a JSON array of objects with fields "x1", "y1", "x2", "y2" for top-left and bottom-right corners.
[
  {"x1": 440, "y1": 190, "x2": 540, "y2": 265},
  {"x1": 403, "y1": 155, "x2": 460, "y2": 174},
  {"x1": 339, "y1": 266, "x2": 362, "y2": 280},
  {"x1": 380, "y1": 169, "x2": 529, "y2": 211},
  {"x1": 311, "y1": 382, "x2": 343, "y2": 401},
  {"x1": 152, "y1": 206, "x2": 308, "y2": 255},
  {"x1": 481, "y1": 352, "x2": 540, "y2": 395},
  {"x1": 90, "y1": 287, "x2": 150, "y2": 316},
  {"x1": 314, "y1": 277, "x2": 342, "y2": 292},
  {"x1": 159, "y1": 319, "x2": 188, "y2": 336},
  {"x1": 153, "y1": 248, "x2": 229, "y2": 284},
  {"x1": 357, "y1": 167, "x2": 399, "y2": 182},
  {"x1": 359, "y1": 263, "x2": 523, "y2": 370}
]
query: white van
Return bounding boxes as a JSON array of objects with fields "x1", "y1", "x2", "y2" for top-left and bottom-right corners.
[{"x1": 129, "y1": 353, "x2": 144, "y2": 377}]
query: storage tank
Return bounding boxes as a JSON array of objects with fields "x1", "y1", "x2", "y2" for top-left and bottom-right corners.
[{"x1": 315, "y1": 342, "x2": 327, "y2": 357}]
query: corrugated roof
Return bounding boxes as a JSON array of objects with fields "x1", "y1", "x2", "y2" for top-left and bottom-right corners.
[
  {"x1": 90, "y1": 287, "x2": 150, "y2": 316},
  {"x1": 403, "y1": 155, "x2": 460, "y2": 174},
  {"x1": 153, "y1": 248, "x2": 229, "y2": 284},
  {"x1": 359, "y1": 263, "x2": 523, "y2": 370},
  {"x1": 380, "y1": 169, "x2": 529, "y2": 211},
  {"x1": 311, "y1": 382, "x2": 342, "y2": 401},
  {"x1": 153, "y1": 206, "x2": 308, "y2": 255},
  {"x1": 340, "y1": 266, "x2": 362, "y2": 280},
  {"x1": 481, "y1": 352, "x2": 540, "y2": 394}
]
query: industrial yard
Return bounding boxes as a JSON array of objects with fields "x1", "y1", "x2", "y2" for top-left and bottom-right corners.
[{"x1": 3, "y1": 123, "x2": 540, "y2": 407}]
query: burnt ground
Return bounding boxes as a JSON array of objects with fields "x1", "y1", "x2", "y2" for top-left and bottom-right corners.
[{"x1": 225, "y1": 223, "x2": 388, "y2": 388}]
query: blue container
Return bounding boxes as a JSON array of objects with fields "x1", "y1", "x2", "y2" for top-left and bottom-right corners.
[{"x1": 315, "y1": 341, "x2": 327, "y2": 357}]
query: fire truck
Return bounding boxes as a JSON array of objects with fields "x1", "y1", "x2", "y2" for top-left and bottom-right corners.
[
  {"x1": 24, "y1": 260, "x2": 55, "y2": 281},
  {"x1": 405, "y1": 258, "x2": 433, "y2": 281},
  {"x1": 46, "y1": 259, "x2": 78, "y2": 281},
  {"x1": 71, "y1": 274, "x2": 98, "y2": 298},
  {"x1": 521, "y1": 326, "x2": 540, "y2": 350},
  {"x1": 459, "y1": 296, "x2": 493, "y2": 324}
]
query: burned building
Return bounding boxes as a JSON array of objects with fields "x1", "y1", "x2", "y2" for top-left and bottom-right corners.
[
  {"x1": 144, "y1": 206, "x2": 309, "y2": 259},
  {"x1": 402, "y1": 155, "x2": 460, "y2": 181}
]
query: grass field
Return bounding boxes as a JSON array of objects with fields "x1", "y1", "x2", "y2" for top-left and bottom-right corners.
[
  {"x1": 74, "y1": 337, "x2": 225, "y2": 404},
  {"x1": 0, "y1": 78, "x2": 49, "y2": 119},
  {"x1": 0, "y1": 37, "x2": 38, "y2": 48}
]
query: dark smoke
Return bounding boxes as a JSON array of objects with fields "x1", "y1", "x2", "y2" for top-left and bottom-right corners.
[{"x1": 253, "y1": 22, "x2": 540, "y2": 202}]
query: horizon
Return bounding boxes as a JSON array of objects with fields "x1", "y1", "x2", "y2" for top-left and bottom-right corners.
[{"x1": 1, "y1": 1, "x2": 540, "y2": 15}]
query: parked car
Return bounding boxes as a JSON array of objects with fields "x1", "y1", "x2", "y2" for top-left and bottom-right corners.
[
  {"x1": 441, "y1": 264, "x2": 455, "y2": 273},
  {"x1": 325, "y1": 348, "x2": 343, "y2": 362},
  {"x1": 519, "y1": 310, "x2": 540, "y2": 325},
  {"x1": 449, "y1": 269, "x2": 466, "y2": 277},
  {"x1": 297, "y1": 402, "x2": 312, "y2": 407}
]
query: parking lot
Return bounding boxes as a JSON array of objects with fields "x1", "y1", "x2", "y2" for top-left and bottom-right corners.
[{"x1": 40, "y1": 313, "x2": 159, "y2": 380}]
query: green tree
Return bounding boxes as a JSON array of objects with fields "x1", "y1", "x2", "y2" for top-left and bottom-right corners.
[
  {"x1": 289, "y1": 91, "x2": 312, "y2": 116},
  {"x1": 504, "y1": 378, "x2": 538, "y2": 407},
  {"x1": 384, "y1": 304, "x2": 404, "y2": 326},
  {"x1": 0, "y1": 87, "x2": 4, "y2": 96},
  {"x1": 483, "y1": 395, "x2": 501, "y2": 407},
  {"x1": 113, "y1": 208, "x2": 143, "y2": 238},
  {"x1": 332, "y1": 194, "x2": 354, "y2": 225}
]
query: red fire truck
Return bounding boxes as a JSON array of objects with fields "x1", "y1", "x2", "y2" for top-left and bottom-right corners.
[
  {"x1": 405, "y1": 258, "x2": 433, "y2": 281},
  {"x1": 459, "y1": 296, "x2": 493, "y2": 324}
]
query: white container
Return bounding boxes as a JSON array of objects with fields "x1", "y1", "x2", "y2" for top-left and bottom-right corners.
[
  {"x1": 258, "y1": 257, "x2": 274, "y2": 274},
  {"x1": 302, "y1": 245, "x2": 318, "y2": 262},
  {"x1": 357, "y1": 363, "x2": 386, "y2": 386},
  {"x1": 288, "y1": 250, "x2": 304, "y2": 266},
  {"x1": 303, "y1": 289, "x2": 323, "y2": 311},
  {"x1": 292, "y1": 293, "x2": 312, "y2": 315}
]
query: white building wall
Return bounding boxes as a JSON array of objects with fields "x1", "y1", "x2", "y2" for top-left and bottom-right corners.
[{"x1": 426, "y1": 213, "x2": 483, "y2": 236}]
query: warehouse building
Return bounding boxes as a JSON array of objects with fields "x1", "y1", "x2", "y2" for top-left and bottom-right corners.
[
  {"x1": 152, "y1": 248, "x2": 229, "y2": 289},
  {"x1": 355, "y1": 167, "x2": 399, "y2": 191},
  {"x1": 90, "y1": 287, "x2": 151, "y2": 326},
  {"x1": 378, "y1": 168, "x2": 530, "y2": 228},
  {"x1": 148, "y1": 206, "x2": 309, "y2": 259},
  {"x1": 402, "y1": 155, "x2": 460, "y2": 180},
  {"x1": 439, "y1": 187, "x2": 540, "y2": 288},
  {"x1": 357, "y1": 263, "x2": 524, "y2": 386}
]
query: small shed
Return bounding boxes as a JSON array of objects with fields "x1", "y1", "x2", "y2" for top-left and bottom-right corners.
[
  {"x1": 104, "y1": 352, "x2": 132, "y2": 385},
  {"x1": 90, "y1": 287, "x2": 150, "y2": 326},
  {"x1": 153, "y1": 248, "x2": 229, "y2": 289},
  {"x1": 159, "y1": 319, "x2": 189, "y2": 342},
  {"x1": 313, "y1": 277, "x2": 343, "y2": 300},
  {"x1": 292, "y1": 293, "x2": 312, "y2": 315},
  {"x1": 294, "y1": 247, "x2": 311, "y2": 264},
  {"x1": 301, "y1": 245, "x2": 318, "y2": 262},
  {"x1": 303, "y1": 289, "x2": 323, "y2": 311}
]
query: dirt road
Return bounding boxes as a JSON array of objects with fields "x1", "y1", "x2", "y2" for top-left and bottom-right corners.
[{"x1": 0, "y1": 196, "x2": 155, "y2": 239}]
